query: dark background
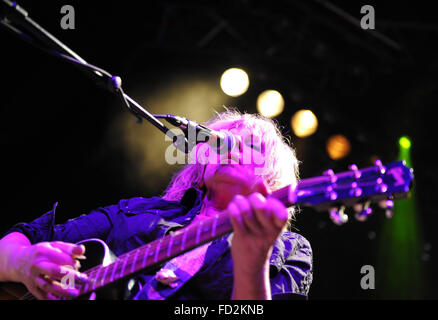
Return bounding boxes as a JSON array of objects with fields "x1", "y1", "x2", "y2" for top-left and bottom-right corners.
[{"x1": 1, "y1": 0, "x2": 436, "y2": 299}]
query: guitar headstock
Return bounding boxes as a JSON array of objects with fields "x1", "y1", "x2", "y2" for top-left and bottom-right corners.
[{"x1": 292, "y1": 160, "x2": 414, "y2": 225}]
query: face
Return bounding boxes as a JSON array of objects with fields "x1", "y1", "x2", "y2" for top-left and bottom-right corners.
[{"x1": 198, "y1": 121, "x2": 269, "y2": 209}]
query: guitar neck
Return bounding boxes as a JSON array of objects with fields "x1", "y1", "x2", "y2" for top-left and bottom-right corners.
[
  {"x1": 76, "y1": 160, "x2": 413, "y2": 298},
  {"x1": 77, "y1": 186, "x2": 295, "y2": 298}
]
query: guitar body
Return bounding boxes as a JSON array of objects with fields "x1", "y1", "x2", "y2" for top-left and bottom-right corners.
[{"x1": 0, "y1": 239, "x2": 128, "y2": 300}]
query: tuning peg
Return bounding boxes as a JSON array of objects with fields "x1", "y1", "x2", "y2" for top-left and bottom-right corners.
[
  {"x1": 329, "y1": 206, "x2": 348, "y2": 226},
  {"x1": 374, "y1": 159, "x2": 386, "y2": 175},
  {"x1": 349, "y1": 164, "x2": 362, "y2": 179},
  {"x1": 326, "y1": 185, "x2": 338, "y2": 201},
  {"x1": 375, "y1": 177, "x2": 388, "y2": 193},
  {"x1": 349, "y1": 181, "x2": 363, "y2": 197},
  {"x1": 355, "y1": 207, "x2": 372, "y2": 222},
  {"x1": 378, "y1": 198, "x2": 395, "y2": 219},
  {"x1": 355, "y1": 201, "x2": 372, "y2": 222},
  {"x1": 323, "y1": 168, "x2": 337, "y2": 183},
  {"x1": 377, "y1": 199, "x2": 394, "y2": 218},
  {"x1": 353, "y1": 203, "x2": 363, "y2": 213},
  {"x1": 384, "y1": 200, "x2": 394, "y2": 219},
  {"x1": 348, "y1": 165, "x2": 363, "y2": 197}
]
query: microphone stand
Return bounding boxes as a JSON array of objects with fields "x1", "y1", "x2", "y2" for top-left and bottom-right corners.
[{"x1": 0, "y1": 0, "x2": 190, "y2": 153}]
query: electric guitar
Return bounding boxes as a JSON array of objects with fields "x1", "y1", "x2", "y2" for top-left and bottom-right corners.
[{"x1": 0, "y1": 160, "x2": 413, "y2": 300}]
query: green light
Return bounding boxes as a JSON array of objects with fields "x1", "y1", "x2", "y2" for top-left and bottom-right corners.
[
  {"x1": 399, "y1": 136, "x2": 411, "y2": 149},
  {"x1": 377, "y1": 137, "x2": 424, "y2": 299}
]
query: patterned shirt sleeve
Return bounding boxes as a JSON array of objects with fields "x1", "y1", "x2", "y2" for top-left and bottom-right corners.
[{"x1": 269, "y1": 231, "x2": 313, "y2": 299}]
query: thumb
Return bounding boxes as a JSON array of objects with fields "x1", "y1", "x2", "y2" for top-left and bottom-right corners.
[{"x1": 251, "y1": 178, "x2": 270, "y2": 197}]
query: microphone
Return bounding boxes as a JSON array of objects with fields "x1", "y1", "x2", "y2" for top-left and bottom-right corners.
[{"x1": 157, "y1": 114, "x2": 237, "y2": 154}]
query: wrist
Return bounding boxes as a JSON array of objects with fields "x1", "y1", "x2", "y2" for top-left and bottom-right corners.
[
  {"x1": 232, "y1": 259, "x2": 271, "y2": 300},
  {"x1": 231, "y1": 243, "x2": 272, "y2": 274},
  {"x1": 7, "y1": 245, "x2": 31, "y2": 283}
]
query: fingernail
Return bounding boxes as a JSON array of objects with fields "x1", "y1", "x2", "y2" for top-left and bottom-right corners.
[{"x1": 71, "y1": 245, "x2": 85, "y2": 256}]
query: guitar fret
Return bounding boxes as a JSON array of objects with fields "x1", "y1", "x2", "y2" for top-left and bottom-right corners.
[
  {"x1": 142, "y1": 245, "x2": 150, "y2": 267},
  {"x1": 167, "y1": 234, "x2": 175, "y2": 257},
  {"x1": 181, "y1": 227, "x2": 188, "y2": 251},
  {"x1": 154, "y1": 239, "x2": 163, "y2": 263},
  {"x1": 131, "y1": 250, "x2": 139, "y2": 273},
  {"x1": 173, "y1": 232, "x2": 181, "y2": 247},
  {"x1": 211, "y1": 214, "x2": 219, "y2": 237},
  {"x1": 109, "y1": 260, "x2": 119, "y2": 283},
  {"x1": 120, "y1": 257, "x2": 128, "y2": 279},
  {"x1": 195, "y1": 221, "x2": 203, "y2": 244},
  {"x1": 82, "y1": 281, "x2": 90, "y2": 294},
  {"x1": 101, "y1": 266, "x2": 109, "y2": 287},
  {"x1": 92, "y1": 268, "x2": 102, "y2": 290}
]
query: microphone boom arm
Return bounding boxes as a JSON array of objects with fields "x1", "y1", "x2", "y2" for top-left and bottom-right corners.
[{"x1": 1, "y1": 0, "x2": 190, "y2": 152}]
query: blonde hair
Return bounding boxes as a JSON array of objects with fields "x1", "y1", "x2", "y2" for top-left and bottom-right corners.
[{"x1": 161, "y1": 108, "x2": 300, "y2": 221}]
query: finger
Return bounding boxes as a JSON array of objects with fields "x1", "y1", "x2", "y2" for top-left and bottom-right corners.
[
  {"x1": 26, "y1": 279, "x2": 59, "y2": 300},
  {"x1": 267, "y1": 198, "x2": 289, "y2": 229},
  {"x1": 35, "y1": 275, "x2": 79, "y2": 299},
  {"x1": 233, "y1": 195, "x2": 264, "y2": 235},
  {"x1": 50, "y1": 242, "x2": 86, "y2": 258},
  {"x1": 228, "y1": 201, "x2": 247, "y2": 235},
  {"x1": 155, "y1": 269, "x2": 178, "y2": 281},
  {"x1": 248, "y1": 193, "x2": 277, "y2": 234},
  {"x1": 155, "y1": 269, "x2": 179, "y2": 286},
  {"x1": 32, "y1": 261, "x2": 88, "y2": 284},
  {"x1": 35, "y1": 243, "x2": 79, "y2": 268}
]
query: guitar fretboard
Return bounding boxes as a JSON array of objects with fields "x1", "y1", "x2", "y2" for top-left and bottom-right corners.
[{"x1": 78, "y1": 211, "x2": 234, "y2": 297}]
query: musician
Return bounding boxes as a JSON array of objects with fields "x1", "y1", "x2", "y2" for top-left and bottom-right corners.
[{"x1": 0, "y1": 109, "x2": 313, "y2": 300}]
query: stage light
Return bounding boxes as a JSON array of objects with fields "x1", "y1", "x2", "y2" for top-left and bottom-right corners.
[
  {"x1": 290, "y1": 109, "x2": 318, "y2": 137},
  {"x1": 376, "y1": 134, "x2": 422, "y2": 299},
  {"x1": 399, "y1": 136, "x2": 411, "y2": 149},
  {"x1": 220, "y1": 68, "x2": 249, "y2": 97},
  {"x1": 326, "y1": 134, "x2": 351, "y2": 160},
  {"x1": 256, "y1": 90, "x2": 285, "y2": 118}
]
